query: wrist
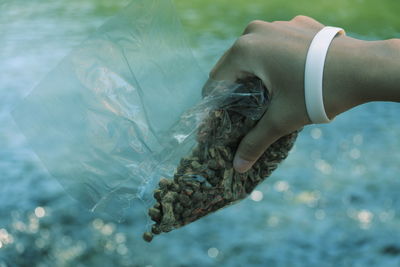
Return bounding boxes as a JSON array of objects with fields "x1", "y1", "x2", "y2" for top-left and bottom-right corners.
[
  {"x1": 322, "y1": 35, "x2": 371, "y2": 119},
  {"x1": 323, "y1": 36, "x2": 400, "y2": 120},
  {"x1": 360, "y1": 39, "x2": 400, "y2": 103}
]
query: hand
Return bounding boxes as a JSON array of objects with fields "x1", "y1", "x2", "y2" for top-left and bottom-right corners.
[{"x1": 209, "y1": 16, "x2": 380, "y2": 173}]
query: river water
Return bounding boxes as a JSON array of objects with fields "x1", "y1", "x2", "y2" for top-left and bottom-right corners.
[{"x1": 1, "y1": 0, "x2": 400, "y2": 266}]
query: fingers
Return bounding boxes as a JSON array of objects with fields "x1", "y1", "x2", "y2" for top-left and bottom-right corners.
[
  {"x1": 209, "y1": 50, "x2": 239, "y2": 82},
  {"x1": 209, "y1": 36, "x2": 257, "y2": 82},
  {"x1": 209, "y1": 15, "x2": 324, "y2": 174},
  {"x1": 210, "y1": 15, "x2": 324, "y2": 83},
  {"x1": 242, "y1": 20, "x2": 269, "y2": 35},
  {"x1": 233, "y1": 101, "x2": 297, "y2": 173},
  {"x1": 271, "y1": 15, "x2": 324, "y2": 33},
  {"x1": 290, "y1": 15, "x2": 322, "y2": 26}
]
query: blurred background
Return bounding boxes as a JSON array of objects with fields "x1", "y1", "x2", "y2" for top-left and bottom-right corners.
[{"x1": 1, "y1": 0, "x2": 400, "y2": 266}]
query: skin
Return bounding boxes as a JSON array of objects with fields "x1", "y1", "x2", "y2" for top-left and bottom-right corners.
[{"x1": 208, "y1": 15, "x2": 400, "y2": 173}]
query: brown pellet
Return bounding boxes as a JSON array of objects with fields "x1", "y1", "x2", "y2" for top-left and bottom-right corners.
[{"x1": 142, "y1": 77, "x2": 300, "y2": 242}]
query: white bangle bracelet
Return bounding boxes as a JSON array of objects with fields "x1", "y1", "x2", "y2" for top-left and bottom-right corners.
[{"x1": 304, "y1": 26, "x2": 345, "y2": 124}]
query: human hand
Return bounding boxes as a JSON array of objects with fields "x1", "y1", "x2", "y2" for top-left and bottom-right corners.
[{"x1": 208, "y1": 16, "x2": 374, "y2": 173}]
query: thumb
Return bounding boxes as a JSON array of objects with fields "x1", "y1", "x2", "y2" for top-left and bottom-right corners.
[{"x1": 233, "y1": 103, "x2": 289, "y2": 173}]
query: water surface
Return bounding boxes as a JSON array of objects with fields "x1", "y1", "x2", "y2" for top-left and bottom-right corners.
[{"x1": 1, "y1": 0, "x2": 400, "y2": 266}]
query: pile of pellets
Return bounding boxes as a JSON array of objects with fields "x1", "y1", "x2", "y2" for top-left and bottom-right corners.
[{"x1": 143, "y1": 78, "x2": 300, "y2": 242}]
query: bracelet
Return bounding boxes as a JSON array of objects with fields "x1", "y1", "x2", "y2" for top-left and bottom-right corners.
[{"x1": 304, "y1": 26, "x2": 345, "y2": 124}]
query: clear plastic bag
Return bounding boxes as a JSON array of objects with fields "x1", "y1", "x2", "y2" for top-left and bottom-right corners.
[
  {"x1": 12, "y1": 0, "x2": 207, "y2": 219},
  {"x1": 143, "y1": 78, "x2": 299, "y2": 241},
  {"x1": 12, "y1": 0, "x2": 299, "y2": 227}
]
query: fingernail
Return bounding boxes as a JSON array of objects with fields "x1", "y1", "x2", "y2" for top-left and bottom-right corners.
[{"x1": 233, "y1": 155, "x2": 252, "y2": 173}]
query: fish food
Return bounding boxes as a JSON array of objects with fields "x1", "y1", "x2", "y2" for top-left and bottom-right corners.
[{"x1": 143, "y1": 78, "x2": 300, "y2": 242}]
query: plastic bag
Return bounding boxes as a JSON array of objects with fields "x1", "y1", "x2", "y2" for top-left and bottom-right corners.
[
  {"x1": 12, "y1": 0, "x2": 206, "y2": 219},
  {"x1": 143, "y1": 78, "x2": 299, "y2": 242},
  {"x1": 12, "y1": 0, "x2": 300, "y2": 229}
]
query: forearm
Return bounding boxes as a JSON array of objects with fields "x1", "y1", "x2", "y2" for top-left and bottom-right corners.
[
  {"x1": 216, "y1": 17, "x2": 400, "y2": 172},
  {"x1": 361, "y1": 39, "x2": 400, "y2": 103},
  {"x1": 324, "y1": 36, "x2": 400, "y2": 119}
]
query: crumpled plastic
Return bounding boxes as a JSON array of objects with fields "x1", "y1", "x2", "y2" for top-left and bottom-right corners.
[{"x1": 11, "y1": 0, "x2": 273, "y2": 221}]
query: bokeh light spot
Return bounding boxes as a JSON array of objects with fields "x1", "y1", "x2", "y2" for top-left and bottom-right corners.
[
  {"x1": 34, "y1": 207, "x2": 46, "y2": 218},
  {"x1": 296, "y1": 191, "x2": 319, "y2": 206},
  {"x1": 0, "y1": 228, "x2": 14, "y2": 247},
  {"x1": 115, "y1": 233, "x2": 126, "y2": 243},
  {"x1": 101, "y1": 223, "x2": 115, "y2": 236},
  {"x1": 92, "y1": 218, "x2": 104, "y2": 230},
  {"x1": 314, "y1": 159, "x2": 332, "y2": 175},
  {"x1": 274, "y1": 181, "x2": 289, "y2": 192},
  {"x1": 311, "y1": 128, "x2": 322, "y2": 139},
  {"x1": 208, "y1": 247, "x2": 219, "y2": 258},
  {"x1": 250, "y1": 190, "x2": 263, "y2": 202},
  {"x1": 357, "y1": 210, "x2": 373, "y2": 224}
]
